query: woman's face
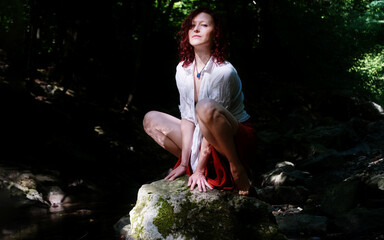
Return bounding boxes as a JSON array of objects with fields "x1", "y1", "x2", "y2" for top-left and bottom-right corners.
[{"x1": 188, "y1": 12, "x2": 215, "y2": 49}]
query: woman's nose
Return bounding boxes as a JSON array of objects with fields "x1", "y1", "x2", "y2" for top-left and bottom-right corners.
[{"x1": 193, "y1": 25, "x2": 200, "y2": 32}]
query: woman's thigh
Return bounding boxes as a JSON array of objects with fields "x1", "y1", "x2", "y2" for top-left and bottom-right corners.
[{"x1": 143, "y1": 111, "x2": 182, "y2": 150}]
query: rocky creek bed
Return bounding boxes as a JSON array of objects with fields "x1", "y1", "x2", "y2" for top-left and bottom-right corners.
[{"x1": 1, "y1": 79, "x2": 384, "y2": 239}]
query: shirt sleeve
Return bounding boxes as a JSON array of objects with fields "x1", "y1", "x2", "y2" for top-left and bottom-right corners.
[
  {"x1": 209, "y1": 65, "x2": 241, "y2": 110},
  {"x1": 176, "y1": 63, "x2": 194, "y2": 122}
]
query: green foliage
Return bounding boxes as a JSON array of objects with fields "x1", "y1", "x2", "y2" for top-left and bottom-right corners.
[
  {"x1": 0, "y1": 0, "x2": 29, "y2": 33},
  {"x1": 0, "y1": 15, "x2": 13, "y2": 33},
  {"x1": 349, "y1": 45, "x2": 384, "y2": 104},
  {"x1": 271, "y1": 0, "x2": 384, "y2": 103},
  {"x1": 341, "y1": 1, "x2": 384, "y2": 104},
  {"x1": 0, "y1": 0, "x2": 29, "y2": 65}
]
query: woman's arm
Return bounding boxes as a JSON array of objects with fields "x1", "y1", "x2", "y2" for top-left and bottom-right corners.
[
  {"x1": 179, "y1": 118, "x2": 195, "y2": 167},
  {"x1": 165, "y1": 118, "x2": 195, "y2": 181},
  {"x1": 188, "y1": 137, "x2": 213, "y2": 192}
]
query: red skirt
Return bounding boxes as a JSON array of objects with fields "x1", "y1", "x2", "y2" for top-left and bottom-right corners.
[{"x1": 173, "y1": 121, "x2": 256, "y2": 190}]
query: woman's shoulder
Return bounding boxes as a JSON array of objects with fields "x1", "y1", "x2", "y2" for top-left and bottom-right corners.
[
  {"x1": 176, "y1": 61, "x2": 187, "y2": 76},
  {"x1": 176, "y1": 61, "x2": 193, "y2": 72},
  {"x1": 175, "y1": 61, "x2": 193, "y2": 84},
  {"x1": 214, "y1": 60, "x2": 238, "y2": 77},
  {"x1": 176, "y1": 61, "x2": 184, "y2": 70}
]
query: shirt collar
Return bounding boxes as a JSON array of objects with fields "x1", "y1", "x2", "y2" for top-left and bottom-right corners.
[
  {"x1": 204, "y1": 56, "x2": 215, "y2": 73},
  {"x1": 184, "y1": 56, "x2": 216, "y2": 75}
]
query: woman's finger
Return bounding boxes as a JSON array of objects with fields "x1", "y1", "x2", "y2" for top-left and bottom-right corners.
[
  {"x1": 170, "y1": 171, "x2": 181, "y2": 181},
  {"x1": 190, "y1": 178, "x2": 197, "y2": 191},
  {"x1": 205, "y1": 180, "x2": 213, "y2": 190},
  {"x1": 198, "y1": 179, "x2": 203, "y2": 192},
  {"x1": 188, "y1": 176, "x2": 192, "y2": 186},
  {"x1": 167, "y1": 170, "x2": 178, "y2": 181},
  {"x1": 201, "y1": 180, "x2": 206, "y2": 192},
  {"x1": 164, "y1": 171, "x2": 173, "y2": 180}
]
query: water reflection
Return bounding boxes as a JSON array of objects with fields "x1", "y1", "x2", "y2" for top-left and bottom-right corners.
[{"x1": 0, "y1": 187, "x2": 134, "y2": 240}]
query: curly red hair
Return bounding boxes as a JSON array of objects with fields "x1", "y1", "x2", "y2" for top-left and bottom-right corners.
[{"x1": 178, "y1": 7, "x2": 228, "y2": 67}]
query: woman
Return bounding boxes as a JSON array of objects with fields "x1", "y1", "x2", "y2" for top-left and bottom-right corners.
[{"x1": 143, "y1": 7, "x2": 256, "y2": 195}]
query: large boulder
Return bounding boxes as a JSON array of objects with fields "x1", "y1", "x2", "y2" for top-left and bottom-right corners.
[{"x1": 116, "y1": 176, "x2": 286, "y2": 240}]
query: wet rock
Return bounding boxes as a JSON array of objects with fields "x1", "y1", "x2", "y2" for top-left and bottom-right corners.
[
  {"x1": 321, "y1": 178, "x2": 363, "y2": 217},
  {"x1": 117, "y1": 176, "x2": 286, "y2": 240},
  {"x1": 297, "y1": 150, "x2": 346, "y2": 173},
  {"x1": 333, "y1": 207, "x2": 384, "y2": 234},
  {"x1": 47, "y1": 186, "x2": 65, "y2": 207},
  {"x1": 275, "y1": 214, "x2": 327, "y2": 238},
  {"x1": 261, "y1": 161, "x2": 312, "y2": 187},
  {"x1": 365, "y1": 174, "x2": 384, "y2": 191},
  {"x1": 16, "y1": 173, "x2": 37, "y2": 190},
  {"x1": 257, "y1": 162, "x2": 312, "y2": 216},
  {"x1": 256, "y1": 186, "x2": 309, "y2": 205},
  {"x1": 355, "y1": 101, "x2": 384, "y2": 121},
  {"x1": 294, "y1": 124, "x2": 359, "y2": 151},
  {"x1": 0, "y1": 166, "x2": 71, "y2": 209}
]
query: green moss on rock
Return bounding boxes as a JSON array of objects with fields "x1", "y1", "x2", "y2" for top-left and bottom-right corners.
[{"x1": 153, "y1": 197, "x2": 175, "y2": 238}]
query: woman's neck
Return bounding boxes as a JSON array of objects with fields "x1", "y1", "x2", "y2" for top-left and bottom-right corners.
[{"x1": 194, "y1": 48, "x2": 211, "y2": 68}]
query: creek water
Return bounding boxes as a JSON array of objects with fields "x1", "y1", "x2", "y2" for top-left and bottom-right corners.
[
  {"x1": 0, "y1": 181, "x2": 138, "y2": 240},
  {"x1": 0, "y1": 160, "x2": 145, "y2": 240}
]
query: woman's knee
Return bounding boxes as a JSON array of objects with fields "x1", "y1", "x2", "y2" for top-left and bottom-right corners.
[
  {"x1": 196, "y1": 99, "x2": 221, "y2": 123},
  {"x1": 196, "y1": 99, "x2": 238, "y2": 133},
  {"x1": 143, "y1": 111, "x2": 160, "y2": 133}
]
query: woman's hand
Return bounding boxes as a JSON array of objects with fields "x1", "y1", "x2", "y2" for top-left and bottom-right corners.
[
  {"x1": 165, "y1": 165, "x2": 187, "y2": 181},
  {"x1": 188, "y1": 172, "x2": 213, "y2": 192}
]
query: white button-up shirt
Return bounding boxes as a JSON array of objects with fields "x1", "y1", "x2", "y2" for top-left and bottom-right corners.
[{"x1": 176, "y1": 56, "x2": 250, "y2": 172}]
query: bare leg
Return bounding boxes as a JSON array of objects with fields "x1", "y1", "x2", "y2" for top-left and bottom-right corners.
[
  {"x1": 196, "y1": 99, "x2": 251, "y2": 195},
  {"x1": 143, "y1": 111, "x2": 182, "y2": 158}
]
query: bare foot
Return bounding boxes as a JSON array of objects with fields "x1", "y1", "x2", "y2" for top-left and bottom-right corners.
[{"x1": 230, "y1": 164, "x2": 251, "y2": 196}]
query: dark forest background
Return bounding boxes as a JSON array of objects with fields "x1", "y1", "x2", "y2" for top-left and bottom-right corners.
[
  {"x1": 1, "y1": 0, "x2": 384, "y2": 239},
  {"x1": 1, "y1": 0, "x2": 383, "y2": 110},
  {"x1": 1, "y1": 0, "x2": 383, "y2": 172}
]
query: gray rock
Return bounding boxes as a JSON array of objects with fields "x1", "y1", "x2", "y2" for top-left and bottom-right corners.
[
  {"x1": 321, "y1": 179, "x2": 362, "y2": 216},
  {"x1": 256, "y1": 186, "x2": 309, "y2": 205},
  {"x1": 47, "y1": 186, "x2": 65, "y2": 210},
  {"x1": 366, "y1": 174, "x2": 384, "y2": 191},
  {"x1": 334, "y1": 207, "x2": 384, "y2": 233},
  {"x1": 117, "y1": 176, "x2": 286, "y2": 240},
  {"x1": 275, "y1": 214, "x2": 327, "y2": 238},
  {"x1": 261, "y1": 161, "x2": 312, "y2": 187}
]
